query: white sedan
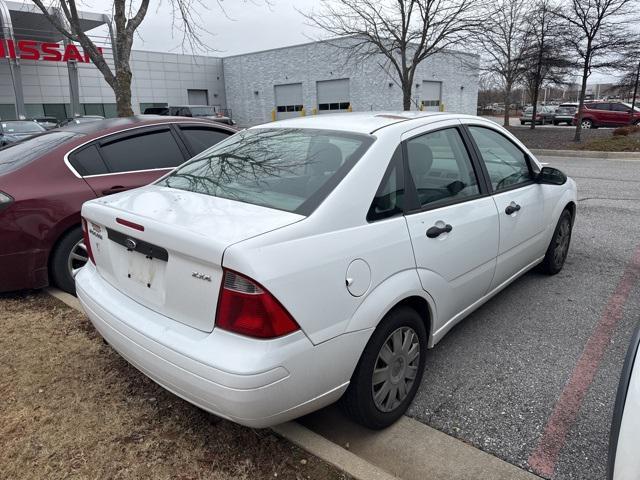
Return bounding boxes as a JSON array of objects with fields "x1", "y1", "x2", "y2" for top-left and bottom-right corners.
[{"x1": 76, "y1": 112, "x2": 577, "y2": 429}]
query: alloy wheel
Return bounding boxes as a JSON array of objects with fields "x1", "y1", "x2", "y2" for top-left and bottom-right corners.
[
  {"x1": 371, "y1": 326, "x2": 420, "y2": 412},
  {"x1": 67, "y1": 238, "x2": 89, "y2": 279},
  {"x1": 554, "y1": 218, "x2": 571, "y2": 266},
  {"x1": 581, "y1": 120, "x2": 592, "y2": 129}
]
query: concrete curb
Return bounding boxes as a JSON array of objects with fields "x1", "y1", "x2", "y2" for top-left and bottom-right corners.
[
  {"x1": 531, "y1": 148, "x2": 640, "y2": 160},
  {"x1": 273, "y1": 422, "x2": 400, "y2": 480}
]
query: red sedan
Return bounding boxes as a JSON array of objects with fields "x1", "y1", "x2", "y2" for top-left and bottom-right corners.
[{"x1": 0, "y1": 116, "x2": 235, "y2": 294}]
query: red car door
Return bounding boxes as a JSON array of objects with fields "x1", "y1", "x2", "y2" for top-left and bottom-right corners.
[
  {"x1": 610, "y1": 103, "x2": 633, "y2": 126},
  {"x1": 80, "y1": 126, "x2": 189, "y2": 197}
]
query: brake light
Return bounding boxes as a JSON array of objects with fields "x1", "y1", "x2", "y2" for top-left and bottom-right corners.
[
  {"x1": 116, "y1": 217, "x2": 145, "y2": 231},
  {"x1": 216, "y1": 269, "x2": 300, "y2": 339},
  {"x1": 81, "y1": 217, "x2": 95, "y2": 265}
]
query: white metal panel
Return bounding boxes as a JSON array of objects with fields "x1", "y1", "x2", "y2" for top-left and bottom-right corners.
[
  {"x1": 421, "y1": 81, "x2": 442, "y2": 112},
  {"x1": 317, "y1": 78, "x2": 349, "y2": 104},
  {"x1": 274, "y1": 83, "x2": 303, "y2": 120},
  {"x1": 187, "y1": 89, "x2": 208, "y2": 105}
]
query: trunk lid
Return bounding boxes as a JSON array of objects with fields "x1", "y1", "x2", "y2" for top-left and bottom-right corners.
[{"x1": 81, "y1": 185, "x2": 304, "y2": 332}]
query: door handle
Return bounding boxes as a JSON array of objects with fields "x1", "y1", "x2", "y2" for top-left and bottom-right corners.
[
  {"x1": 505, "y1": 203, "x2": 521, "y2": 215},
  {"x1": 426, "y1": 224, "x2": 453, "y2": 238},
  {"x1": 102, "y1": 185, "x2": 129, "y2": 195}
]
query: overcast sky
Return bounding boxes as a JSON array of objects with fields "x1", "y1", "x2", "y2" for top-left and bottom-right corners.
[{"x1": 70, "y1": 0, "x2": 322, "y2": 56}]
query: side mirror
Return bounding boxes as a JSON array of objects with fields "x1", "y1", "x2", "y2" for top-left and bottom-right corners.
[{"x1": 537, "y1": 166, "x2": 567, "y2": 185}]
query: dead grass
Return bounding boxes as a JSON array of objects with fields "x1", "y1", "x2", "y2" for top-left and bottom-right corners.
[
  {"x1": 578, "y1": 132, "x2": 640, "y2": 152},
  {"x1": 0, "y1": 291, "x2": 350, "y2": 480}
]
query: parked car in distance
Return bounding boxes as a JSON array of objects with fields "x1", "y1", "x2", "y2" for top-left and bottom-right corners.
[
  {"x1": 0, "y1": 116, "x2": 236, "y2": 295},
  {"x1": 553, "y1": 103, "x2": 578, "y2": 125},
  {"x1": 30, "y1": 116, "x2": 59, "y2": 130},
  {"x1": 609, "y1": 321, "x2": 640, "y2": 480},
  {"x1": 0, "y1": 120, "x2": 46, "y2": 146},
  {"x1": 57, "y1": 115, "x2": 105, "y2": 128},
  {"x1": 574, "y1": 101, "x2": 640, "y2": 129},
  {"x1": 76, "y1": 111, "x2": 577, "y2": 429},
  {"x1": 520, "y1": 105, "x2": 556, "y2": 125},
  {"x1": 144, "y1": 105, "x2": 237, "y2": 125}
]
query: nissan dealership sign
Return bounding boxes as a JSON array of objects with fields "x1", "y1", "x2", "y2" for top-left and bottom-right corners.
[{"x1": 0, "y1": 39, "x2": 103, "y2": 63}]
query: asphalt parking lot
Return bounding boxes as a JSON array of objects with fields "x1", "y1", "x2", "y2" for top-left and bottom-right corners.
[{"x1": 405, "y1": 156, "x2": 640, "y2": 479}]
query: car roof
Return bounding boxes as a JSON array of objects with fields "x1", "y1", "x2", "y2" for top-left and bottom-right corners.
[
  {"x1": 255, "y1": 111, "x2": 463, "y2": 134},
  {"x1": 56, "y1": 115, "x2": 224, "y2": 135}
]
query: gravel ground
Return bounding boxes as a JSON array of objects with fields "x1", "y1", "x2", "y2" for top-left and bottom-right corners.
[
  {"x1": 406, "y1": 156, "x2": 640, "y2": 479},
  {"x1": 0, "y1": 292, "x2": 350, "y2": 480},
  {"x1": 506, "y1": 126, "x2": 612, "y2": 150}
]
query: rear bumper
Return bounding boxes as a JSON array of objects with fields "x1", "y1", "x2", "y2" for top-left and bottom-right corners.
[{"x1": 76, "y1": 264, "x2": 371, "y2": 427}]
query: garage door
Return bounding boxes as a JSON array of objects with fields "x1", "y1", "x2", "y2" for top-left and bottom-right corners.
[
  {"x1": 188, "y1": 89, "x2": 209, "y2": 105},
  {"x1": 421, "y1": 81, "x2": 442, "y2": 112},
  {"x1": 275, "y1": 83, "x2": 303, "y2": 120},
  {"x1": 317, "y1": 79, "x2": 350, "y2": 113}
]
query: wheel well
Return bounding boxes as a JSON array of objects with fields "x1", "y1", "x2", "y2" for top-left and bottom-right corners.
[
  {"x1": 564, "y1": 201, "x2": 576, "y2": 225},
  {"x1": 393, "y1": 296, "x2": 432, "y2": 339}
]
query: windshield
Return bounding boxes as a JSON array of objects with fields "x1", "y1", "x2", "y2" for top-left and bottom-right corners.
[
  {"x1": 0, "y1": 131, "x2": 82, "y2": 174},
  {"x1": 189, "y1": 106, "x2": 216, "y2": 117},
  {"x1": 157, "y1": 128, "x2": 374, "y2": 215},
  {"x1": 2, "y1": 121, "x2": 44, "y2": 134}
]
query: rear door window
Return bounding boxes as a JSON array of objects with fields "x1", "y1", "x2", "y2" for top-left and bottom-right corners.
[
  {"x1": 69, "y1": 144, "x2": 108, "y2": 176},
  {"x1": 178, "y1": 126, "x2": 232, "y2": 155},
  {"x1": 98, "y1": 128, "x2": 187, "y2": 173}
]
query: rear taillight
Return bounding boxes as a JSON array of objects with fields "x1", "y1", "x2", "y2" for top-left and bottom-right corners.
[
  {"x1": 216, "y1": 269, "x2": 300, "y2": 339},
  {"x1": 0, "y1": 191, "x2": 13, "y2": 212},
  {"x1": 81, "y1": 217, "x2": 95, "y2": 265}
]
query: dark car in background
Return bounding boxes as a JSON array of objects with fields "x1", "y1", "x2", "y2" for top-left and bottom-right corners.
[
  {"x1": 520, "y1": 105, "x2": 556, "y2": 125},
  {"x1": 575, "y1": 102, "x2": 640, "y2": 128},
  {"x1": 553, "y1": 103, "x2": 578, "y2": 125},
  {"x1": 144, "y1": 105, "x2": 236, "y2": 125},
  {"x1": 0, "y1": 116, "x2": 236, "y2": 294},
  {"x1": 0, "y1": 120, "x2": 46, "y2": 146},
  {"x1": 57, "y1": 115, "x2": 105, "y2": 128}
]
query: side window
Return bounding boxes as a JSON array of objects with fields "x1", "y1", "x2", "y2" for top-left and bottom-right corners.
[
  {"x1": 69, "y1": 144, "x2": 108, "y2": 176},
  {"x1": 99, "y1": 129, "x2": 186, "y2": 173},
  {"x1": 468, "y1": 126, "x2": 533, "y2": 191},
  {"x1": 611, "y1": 103, "x2": 630, "y2": 112},
  {"x1": 367, "y1": 146, "x2": 404, "y2": 221},
  {"x1": 406, "y1": 128, "x2": 480, "y2": 208},
  {"x1": 179, "y1": 127, "x2": 231, "y2": 155}
]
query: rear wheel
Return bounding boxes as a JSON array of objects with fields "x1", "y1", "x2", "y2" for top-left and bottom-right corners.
[
  {"x1": 520, "y1": 121, "x2": 525, "y2": 125},
  {"x1": 540, "y1": 209, "x2": 573, "y2": 275},
  {"x1": 50, "y1": 226, "x2": 87, "y2": 294},
  {"x1": 341, "y1": 306, "x2": 427, "y2": 429}
]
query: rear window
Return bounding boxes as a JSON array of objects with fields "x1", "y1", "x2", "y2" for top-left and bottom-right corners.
[
  {"x1": 0, "y1": 131, "x2": 81, "y2": 174},
  {"x1": 2, "y1": 121, "x2": 43, "y2": 134},
  {"x1": 157, "y1": 128, "x2": 374, "y2": 215}
]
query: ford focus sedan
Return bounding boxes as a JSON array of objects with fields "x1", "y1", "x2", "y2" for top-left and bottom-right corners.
[{"x1": 76, "y1": 112, "x2": 577, "y2": 429}]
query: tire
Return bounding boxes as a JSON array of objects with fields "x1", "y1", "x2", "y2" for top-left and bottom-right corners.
[
  {"x1": 540, "y1": 209, "x2": 573, "y2": 275},
  {"x1": 520, "y1": 121, "x2": 525, "y2": 125},
  {"x1": 341, "y1": 306, "x2": 427, "y2": 429},
  {"x1": 50, "y1": 226, "x2": 87, "y2": 294},
  {"x1": 581, "y1": 119, "x2": 593, "y2": 129},
  {"x1": 553, "y1": 120, "x2": 559, "y2": 126}
]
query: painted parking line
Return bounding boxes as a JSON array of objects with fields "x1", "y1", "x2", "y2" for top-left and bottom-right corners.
[{"x1": 528, "y1": 244, "x2": 640, "y2": 477}]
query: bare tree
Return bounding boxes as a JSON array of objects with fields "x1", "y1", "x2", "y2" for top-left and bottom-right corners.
[
  {"x1": 303, "y1": 0, "x2": 483, "y2": 111},
  {"x1": 615, "y1": 50, "x2": 640, "y2": 119},
  {"x1": 474, "y1": 0, "x2": 532, "y2": 127},
  {"x1": 555, "y1": 0, "x2": 638, "y2": 141},
  {"x1": 29, "y1": 0, "x2": 213, "y2": 117},
  {"x1": 523, "y1": 0, "x2": 572, "y2": 129}
]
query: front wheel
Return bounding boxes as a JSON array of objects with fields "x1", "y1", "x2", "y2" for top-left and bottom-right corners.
[
  {"x1": 341, "y1": 306, "x2": 427, "y2": 429},
  {"x1": 540, "y1": 209, "x2": 573, "y2": 275},
  {"x1": 50, "y1": 226, "x2": 87, "y2": 294},
  {"x1": 581, "y1": 119, "x2": 593, "y2": 129}
]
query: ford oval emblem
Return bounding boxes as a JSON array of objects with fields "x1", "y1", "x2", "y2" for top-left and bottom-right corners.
[{"x1": 125, "y1": 238, "x2": 137, "y2": 250}]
